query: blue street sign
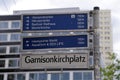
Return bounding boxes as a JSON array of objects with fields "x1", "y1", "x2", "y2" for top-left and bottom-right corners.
[
  {"x1": 22, "y1": 13, "x2": 88, "y2": 32},
  {"x1": 22, "y1": 35, "x2": 88, "y2": 50}
]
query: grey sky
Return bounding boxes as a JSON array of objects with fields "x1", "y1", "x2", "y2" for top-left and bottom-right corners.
[{"x1": 0, "y1": 0, "x2": 120, "y2": 54}]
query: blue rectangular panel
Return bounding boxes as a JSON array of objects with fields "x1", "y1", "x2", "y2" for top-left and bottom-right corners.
[
  {"x1": 22, "y1": 13, "x2": 88, "y2": 31},
  {"x1": 22, "y1": 35, "x2": 88, "y2": 50}
]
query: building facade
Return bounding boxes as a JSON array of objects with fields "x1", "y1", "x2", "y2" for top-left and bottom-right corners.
[
  {"x1": 0, "y1": 7, "x2": 112, "y2": 80},
  {"x1": 99, "y1": 10, "x2": 113, "y2": 66},
  {"x1": 0, "y1": 14, "x2": 94, "y2": 80}
]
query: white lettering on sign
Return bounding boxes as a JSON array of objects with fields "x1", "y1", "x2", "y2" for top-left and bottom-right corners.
[
  {"x1": 32, "y1": 19, "x2": 50, "y2": 22},
  {"x1": 32, "y1": 16, "x2": 54, "y2": 19},
  {"x1": 30, "y1": 39, "x2": 64, "y2": 47}
]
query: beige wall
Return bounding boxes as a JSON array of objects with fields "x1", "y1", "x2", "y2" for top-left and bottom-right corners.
[{"x1": 99, "y1": 10, "x2": 113, "y2": 66}]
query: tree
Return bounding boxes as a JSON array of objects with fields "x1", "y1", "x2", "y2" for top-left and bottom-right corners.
[{"x1": 100, "y1": 53, "x2": 120, "y2": 80}]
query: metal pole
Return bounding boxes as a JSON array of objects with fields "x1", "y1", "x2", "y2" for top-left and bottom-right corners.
[{"x1": 93, "y1": 6, "x2": 100, "y2": 80}]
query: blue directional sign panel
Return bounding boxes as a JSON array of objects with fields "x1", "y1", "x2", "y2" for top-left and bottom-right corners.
[
  {"x1": 22, "y1": 13, "x2": 88, "y2": 31},
  {"x1": 22, "y1": 35, "x2": 88, "y2": 50}
]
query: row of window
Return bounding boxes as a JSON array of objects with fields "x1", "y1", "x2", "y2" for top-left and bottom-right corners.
[
  {"x1": 0, "y1": 46, "x2": 20, "y2": 54},
  {"x1": 100, "y1": 31, "x2": 110, "y2": 35},
  {"x1": 0, "y1": 21, "x2": 20, "y2": 29},
  {"x1": 100, "y1": 36, "x2": 111, "y2": 40},
  {"x1": 0, "y1": 73, "x2": 25, "y2": 80},
  {"x1": 99, "y1": 26, "x2": 111, "y2": 30},
  {"x1": 0, "y1": 59, "x2": 19, "y2": 68},
  {"x1": 99, "y1": 17, "x2": 110, "y2": 20},
  {"x1": 100, "y1": 44, "x2": 111, "y2": 50},
  {"x1": 0, "y1": 71, "x2": 94, "y2": 80},
  {"x1": 99, "y1": 11, "x2": 110, "y2": 15},
  {"x1": 100, "y1": 41, "x2": 111, "y2": 45},
  {"x1": 100, "y1": 46, "x2": 111, "y2": 50},
  {"x1": 99, "y1": 21, "x2": 110, "y2": 25},
  {"x1": 0, "y1": 57, "x2": 93, "y2": 68},
  {"x1": 0, "y1": 33, "x2": 20, "y2": 42}
]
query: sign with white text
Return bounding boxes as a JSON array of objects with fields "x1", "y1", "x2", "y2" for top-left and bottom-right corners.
[
  {"x1": 20, "y1": 53, "x2": 89, "y2": 69},
  {"x1": 22, "y1": 13, "x2": 88, "y2": 32},
  {"x1": 22, "y1": 35, "x2": 88, "y2": 50}
]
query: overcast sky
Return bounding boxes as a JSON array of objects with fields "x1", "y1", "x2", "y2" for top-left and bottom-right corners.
[{"x1": 0, "y1": 0, "x2": 120, "y2": 55}]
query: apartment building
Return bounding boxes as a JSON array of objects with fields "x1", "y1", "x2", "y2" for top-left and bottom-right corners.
[
  {"x1": 0, "y1": 15, "x2": 23, "y2": 80},
  {"x1": 99, "y1": 10, "x2": 113, "y2": 66}
]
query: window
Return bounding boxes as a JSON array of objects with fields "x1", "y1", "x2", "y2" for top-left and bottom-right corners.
[
  {"x1": 11, "y1": 21, "x2": 20, "y2": 29},
  {"x1": 73, "y1": 71, "x2": 93, "y2": 80},
  {"x1": 105, "y1": 32, "x2": 110, "y2": 35},
  {"x1": 83, "y1": 72, "x2": 92, "y2": 80},
  {"x1": 105, "y1": 36, "x2": 110, "y2": 40},
  {"x1": 29, "y1": 73, "x2": 36, "y2": 80},
  {"x1": 7, "y1": 74, "x2": 25, "y2": 80},
  {"x1": 51, "y1": 73, "x2": 59, "y2": 80},
  {"x1": 100, "y1": 22, "x2": 103, "y2": 25},
  {"x1": 0, "y1": 21, "x2": 8, "y2": 29},
  {"x1": 10, "y1": 33, "x2": 20, "y2": 41},
  {"x1": 9, "y1": 46, "x2": 19, "y2": 53},
  {"x1": 29, "y1": 73, "x2": 47, "y2": 80},
  {"x1": 100, "y1": 36, "x2": 103, "y2": 39},
  {"x1": 8, "y1": 74, "x2": 14, "y2": 80},
  {"x1": 17, "y1": 74, "x2": 25, "y2": 80},
  {"x1": 105, "y1": 27, "x2": 110, "y2": 29},
  {"x1": 89, "y1": 56, "x2": 93, "y2": 66},
  {"x1": 0, "y1": 46, "x2": 6, "y2": 54},
  {"x1": 51, "y1": 73, "x2": 69, "y2": 80},
  {"x1": 73, "y1": 72, "x2": 82, "y2": 80},
  {"x1": 0, "y1": 60, "x2": 5, "y2": 67},
  {"x1": 104, "y1": 22, "x2": 110, "y2": 25},
  {"x1": 105, "y1": 47, "x2": 110, "y2": 50},
  {"x1": 8, "y1": 59, "x2": 19, "y2": 67},
  {"x1": 100, "y1": 31, "x2": 103, "y2": 34},
  {"x1": 0, "y1": 34, "x2": 8, "y2": 41},
  {"x1": 100, "y1": 27, "x2": 103, "y2": 29},
  {"x1": 61, "y1": 73, "x2": 69, "y2": 80},
  {"x1": 0, "y1": 74, "x2": 4, "y2": 80}
]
